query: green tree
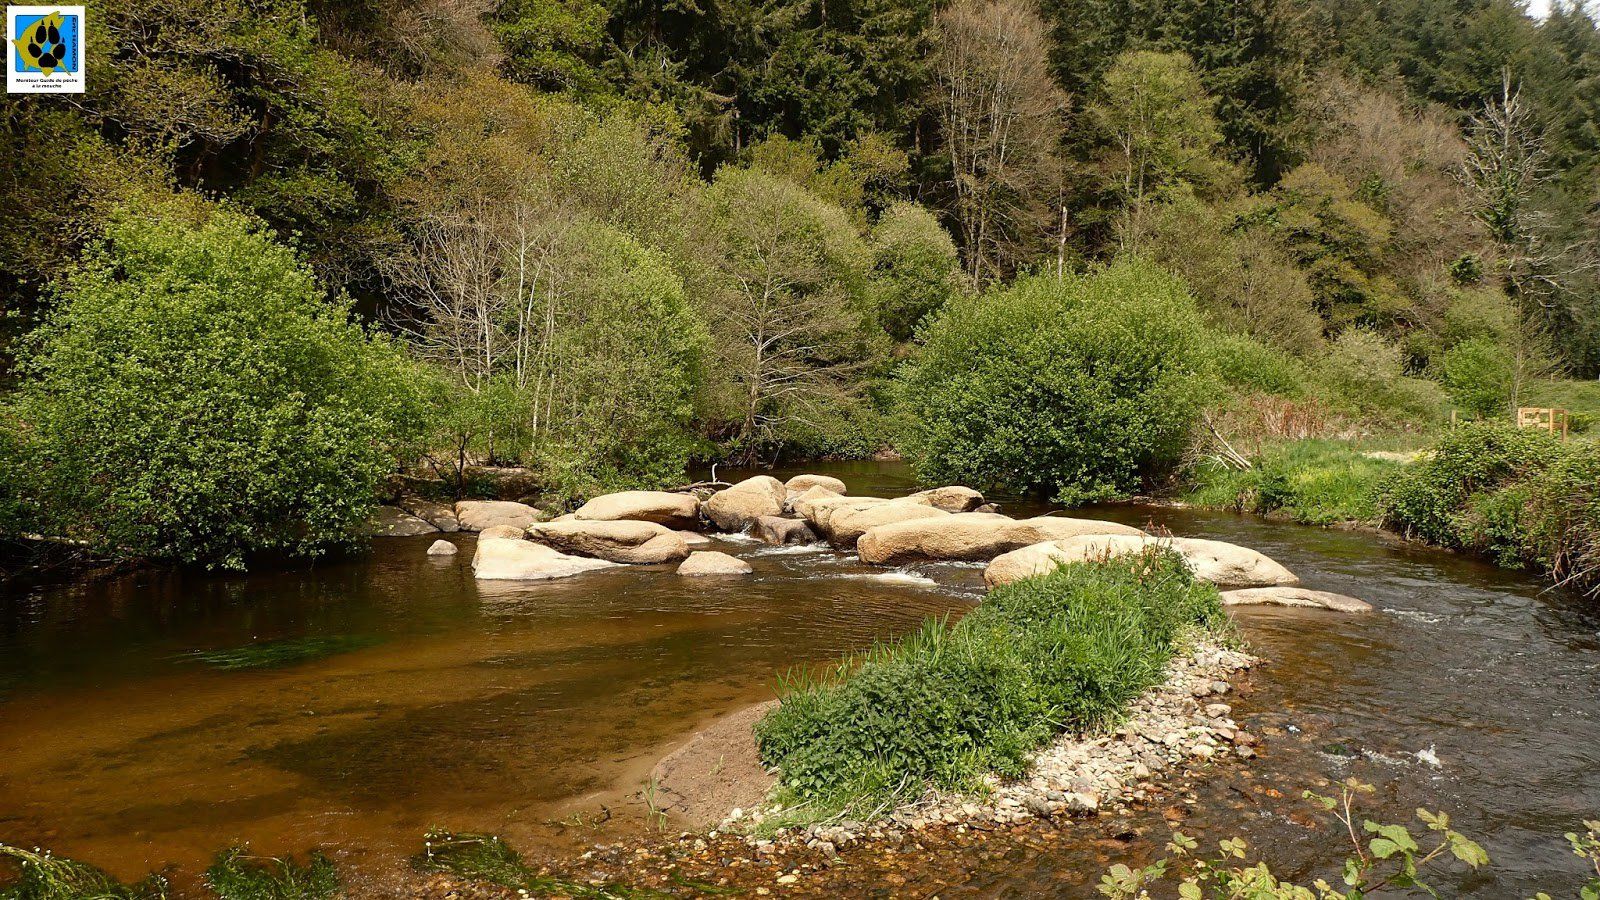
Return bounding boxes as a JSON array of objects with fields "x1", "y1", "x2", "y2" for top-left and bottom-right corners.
[
  {"x1": 1440, "y1": 336, "x2": 1515, "y2": 418},
  {"x1": 898, "y1": 258, "x2": 1210, "y2": 504},
  {"x1": 868, "y1": 201, "x2": 966, "y2": 343},
  {"x1": 1090, "y1": 49, "x2": 1235, "y2": 243},
  {"x1": 694, "y1": 167, "x2": 880, "y2": 458},
  {"x1": 9, "y1": 206, "x2": 422, "y2": 568}
]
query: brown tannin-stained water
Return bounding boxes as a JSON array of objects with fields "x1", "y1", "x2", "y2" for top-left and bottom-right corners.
[{"x1": 2, "y1": 460, "x2": 1598, "y2": 897}]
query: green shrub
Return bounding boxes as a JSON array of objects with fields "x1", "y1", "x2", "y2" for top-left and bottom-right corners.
[
  {"x1": 1203, "y1": 332, "x2": 1308, "y2": 397},
  {"x1": 9, "y1": 206, "x2": 424, "y2": 568},
  {"x1": 1377, "y1": 424, "x2": 1563, "y2": 549},
  {"x1": 1312, "y1": 329, "x2": 1444, "y2": 422},
  {"x1": 897, "y1": 259, "x2": 1210, "y2": 504},
  {"x1": 1523, "y1": 442, "x2": 1600, "y2": 591},
  {"x1": 754, "y1": 551, "x2": 1225, "y2": 816},
  {"x1": 1440, "y1": 337, "x2": 1513, "y2": 418},
  {"x1": 869, "y1": 201, "x2": 966, "y2": 343}
]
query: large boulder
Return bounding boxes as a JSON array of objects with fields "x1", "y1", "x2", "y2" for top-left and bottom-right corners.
[
  {"x1": 1220, "y1": 587, "x2": 1371, "y2": 612},
  {"x1": 525, "y1": 520, "x2": 691, "y2": 564},
  {"x1": 857, "y1": 513, "x2": 1145, "y2": 566},
  {"x1": 824, "y1": 502, "x2": 950, "y2": 549},
  {"x1": 704, "y1": 476, "x2": 787, "y2": 532},
  {"x1": 455, "y1": 500, "x2": 545, "y2": 533},
  {"x1": 479, "y1": 524, "x2": 526, "y2": 541},
  {"x1": 905, "y1": 486, "x2": 986, "y2": 513},
  {"x1": 753, "y1": 516, "x2": 820, "y2": 546},
  {"x1": 400, "y1": 496, "x2": 460, "y2": 532},
  {"x1": 368, "y1": 505, "x2": 440, "y2": 537},
  {"x1": 795, "y1": 493, "x2": 884, "y2": 530},
  {"x1": 677, "y1": 550, "x2": 754, "y2": 576},
  {"x1": 784, "y1": 474, "x2": 847, "y2": 495},
  {"x1": 472, "y1": 538, "x2": 620, "y2": 580},
  {"x1": 572, "y1": 490, "x2": 700, "y2": 529},
  {"x1": 983, "y1": 535, "x2": 1299, "y2": 589}
]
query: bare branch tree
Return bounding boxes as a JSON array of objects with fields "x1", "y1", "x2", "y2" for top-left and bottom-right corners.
[{"x1": 931, "y1": 0, "x2": 1068, "y2": 286}]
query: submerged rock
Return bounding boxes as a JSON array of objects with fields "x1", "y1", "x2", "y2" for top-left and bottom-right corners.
[
  {"x1": 705, "y1": 476, "x2": 787, "y2": 531},
  {"x1": 1221, "y1": 586, "x2": 1372, "y2": 612},
  {"x1": 454, "y1": 500, "x2": 545, "y2": 532},
  {"x1": 984, "y1": 534, "x2": 1299, "y2": 589},
  {"x1": 677, "y1": 550, "x2": 754, "y2": 576},
  {"x1": 426, "y1": 539, "x2": 458, "y2": 556},
  {"x1": 526, "y1": 520, "x2": 690, "y2": 564},
  {"x1": 471, "y1": 537, "x2": 620, "y2": 580},
  {"x1": 856, "y1": 513, "x2": 1145, "y2": 566},
  {"x1": 571, "y1": 490, "x2": 700, "y2": 529},
  {"x1": 367, "y1": 505, "x2": 440, "y2": 537}
]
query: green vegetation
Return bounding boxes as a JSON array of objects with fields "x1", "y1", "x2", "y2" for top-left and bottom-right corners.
[
  {"x1": 754, "y1": 551, "x2": 1227, "y2": 819},
  {"x1": 1098, "y1": 779, "x2": 1493, "y2": 899},
  {"x1": 6, "y1": 207, "x2": 423, "y2": 569},
  {"x1": 898, "y1": 260, "x2": 1210, "y2": 504},
  {"x1": 203, "y1": 848, "x2": 337, "y2": 900},
  {"x1": 189, "y1": 636, "x2": 382, "y2": 671},
  {"x1": 1378, "y1": 425, "x2": 1600, "y2": 592},
  {"x1": 0, "y1": 844, "x2": 167, "y2": 900},
  {"x1": 1184, "y1": 442, "x2": 1407, "y2": 526},
  {"x1": 412, "y1": 831, "x2": 663, "y2": 899},
  {"x1": 2, "y1": 0, "x2": 1598, "y2": 569}
]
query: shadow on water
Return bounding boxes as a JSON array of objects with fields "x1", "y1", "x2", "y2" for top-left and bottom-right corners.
[{"x1": 2, "y1": 461, "x2": 1598, "y2": 897}]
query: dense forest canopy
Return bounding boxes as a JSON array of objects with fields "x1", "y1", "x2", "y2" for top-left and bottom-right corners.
[{"x1": 1, "y1": 0, "x2": 1598, "y2": 564}]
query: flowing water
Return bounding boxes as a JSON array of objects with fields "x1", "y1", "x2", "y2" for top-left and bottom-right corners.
[{"x1": 1, "y1": 460, "x2": 1597, "y2": 896}]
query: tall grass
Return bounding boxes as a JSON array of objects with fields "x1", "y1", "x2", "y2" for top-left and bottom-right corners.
[
  {"x1": 753, "y1": 551, "x2": 1228, "y2": 819},
  {"x1": 202, "y1": 848, "x2": 337, "y2": 900},
  {"x1": 1184, "y1": 440, "x2": 1407, "y2": 525}
]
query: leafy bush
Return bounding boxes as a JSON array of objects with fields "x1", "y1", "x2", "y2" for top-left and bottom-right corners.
[
  {"x1": 869, "y1": 201, "x2": 966, "y2": 343},
  {"x1": 1440, "y1": 337, "x2": 1514, "y2": 418},
  {"x1": 897, "y1": 259, "x2": 1210, "y2": 504},
  {"x1": 1312, "y1": 329, "x2": 1444, "y2": 422},
  {"x1": 754, "y1": 551, "x2": 1225, "y2": 815},
  {"x1": 1377, "y1": 424, "x2": 1563, "y2": 550},
  {"x1": 1203, "y1": 332, "x2": 1308, "y2": 397},
  {"x1": 8, "y1": 207, "x2": 424, "y2": 568}
]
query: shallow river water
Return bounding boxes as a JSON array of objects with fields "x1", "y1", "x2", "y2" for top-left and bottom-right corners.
[{"x1": 2, "y1": 460, "x2": 1598, "y2": 896}]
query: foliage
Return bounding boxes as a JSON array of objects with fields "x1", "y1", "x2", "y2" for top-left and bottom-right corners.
[
  {"x1": 1311, "y1": 330, "x2": 1444, "y2": 423},
  {"x1": 9, "y1": 206, "x2": 423, "y2": 568},
  {"x1": 1440, "y1": 337, "x2": 1515, "y2": 418},
  {"x1": 754, "y1": 551, "x2": 1226, "y2": 818},
  {"x1": 868, "y1": 202, "x2": 967, "y2": 344},
  {"x1": 694, "y1": 167, "x2": 881, "y2": 459},
  {"x1": 1185, "y1": 441, "x2": 1404, "y2": 526},
  {"x1": 1377, "y1": 423, "x2": 1563, "y2": 550},
  {"x1": 1096, "y1": 779, "x2": 1489, "y2": 899},
  {"x1": 203, "y1": 847, "x2": 337, "y2": 900},
  {"x1": 0, "y1": 844, "x2": 167, "y2": 900},
  {"x1": 899, "y1": 259, "x2": 1210, "y2": 504},
  {"x1": 412, "y1": 831, "x2": 664, "y2": 899}
]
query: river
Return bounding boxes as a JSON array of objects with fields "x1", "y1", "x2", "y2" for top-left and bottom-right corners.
[{"x1": 1, "y1": 460, "x2": 1596, "y2": 896}]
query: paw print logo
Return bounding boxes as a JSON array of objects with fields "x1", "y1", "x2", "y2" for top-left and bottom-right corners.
[{"x1": 13, "y1": 11, "x2": 72, "y2": 76}]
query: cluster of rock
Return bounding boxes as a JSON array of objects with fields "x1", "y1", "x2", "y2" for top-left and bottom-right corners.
[
  {"x1": 723, "y1": 642, "x2": 1261, "y2": 852},
  {"x1": 378, "y1": 472, "x2": 1373, "y2": 611}
]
